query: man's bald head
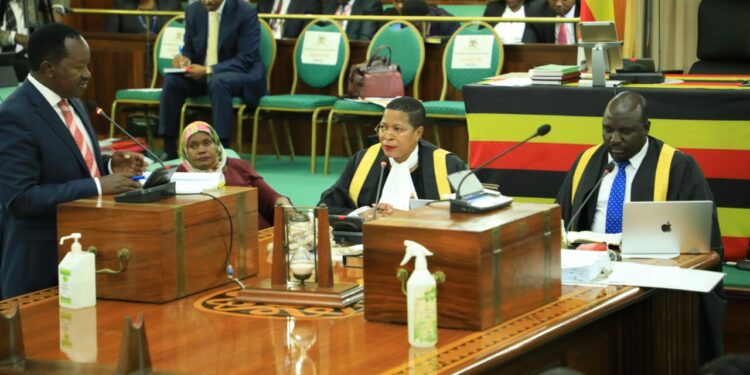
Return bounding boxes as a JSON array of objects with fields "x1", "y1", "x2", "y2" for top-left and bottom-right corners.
[{"x1": 602, "y1": 92, "x2": 650, "y2": 161}]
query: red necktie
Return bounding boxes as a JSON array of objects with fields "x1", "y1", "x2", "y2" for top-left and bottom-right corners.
[
  {"x1": 557, "y1": 23, "x2": 569, "y2": 45},
  {"x1": 59, "y1": 99, "x2": 100, "y2": 177}
]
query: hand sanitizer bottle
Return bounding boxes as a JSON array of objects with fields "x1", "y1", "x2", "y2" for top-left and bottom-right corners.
[
  {"x1": 400, "y1": 240, "x2": 438, "y2": 348},
  {"x1": 58, "y1": 233, "x2": 96, "y2": 309}
]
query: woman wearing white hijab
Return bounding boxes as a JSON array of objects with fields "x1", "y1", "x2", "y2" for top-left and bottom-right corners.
[
  {"x1": 319, "y1": 97, "x2": 466, "y2": 217},
  {"x1": 177, "y1": 121, "x2": 290, "y2": 228}
]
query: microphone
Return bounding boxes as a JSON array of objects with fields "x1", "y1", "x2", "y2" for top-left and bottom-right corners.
[
  {"x1": 455, "y1": 124, "x2": 551, "y2": 200},
  {"x1": 449, "y1": 124, "x2": 551, "y2": 214},
  {"x1": 87, "y1": 102, "x2": 176, "y2": 203},
  {"x1": 371, "y1": 159, "x2": 388, "y2": 220},
  {"x1": 566, "y1": 161, "x2": 616, "y2": 233},
  {"x1": 87, "y1": 101, "x2": 166, "y2": 169}
]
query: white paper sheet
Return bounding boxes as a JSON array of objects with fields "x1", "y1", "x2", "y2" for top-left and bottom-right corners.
[
  {"x1": 158, "y1": 27, "x2": 185, "y2": 59},
  {"x1": 451, "y1": 35, "x2": 494, "y2": 69},
  {"x1": 300, "y1": 31, "x2": 341, "y2": 66},
  {"x1": 605, "y1": 262, "x2": 724, "y2": 293},
  {"x1": 487, "y1": 77, "x2": 533, "y2": 87}
]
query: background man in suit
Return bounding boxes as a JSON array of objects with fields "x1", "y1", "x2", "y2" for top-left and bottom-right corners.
[
  {"x1": 398, "y1": 0, "x2": 459, "y2": 38},
  {"x1": 322, "y1": 0, "x2": 383, "y2": 41},
  {"x1": 1, "y1": 0, "x2": 67, "y2": 80},
  {"x1": 484, "y1": 0, "x2": 533, "y2": 44},
  {"x1": 256, "y1": 0, "x2": 320, "y2": 39},
  {"x1": 103, "y1": 0, "x2": 184, "y2": 34},
  {"x1": 159, "y1": 0, "x2": 266, "y2": 159},
  {"x1": 522, "y1": 0, "x2": 579, "y2": 44},
  {"x1": 0, "y1": 23, "x2": 143, "y2": 299}
]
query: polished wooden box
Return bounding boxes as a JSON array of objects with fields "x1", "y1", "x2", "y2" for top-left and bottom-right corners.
[
  {"x1": 363, "y1": 203, "x2": 561, "y2": 331},
  {"x1": 57, "y1": 187, "x2": 259, "y2": 303}
]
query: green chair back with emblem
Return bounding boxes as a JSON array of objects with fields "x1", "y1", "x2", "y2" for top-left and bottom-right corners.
[
  {"x1": 250, "y1": 18, "x2": 350, "y2": 174},
  {"x1": 322, "y1": 20, "x2": 425, "y2": 175},
  {"x1": 423, "y1": 21, "x2": 502, "y2": 147}
]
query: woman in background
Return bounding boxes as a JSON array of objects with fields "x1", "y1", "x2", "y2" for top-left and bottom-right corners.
[
  {"x1": 178, "y1": 121, "x2": 291, "y2": 229},
  {"x1": 104, "y1": 0, "x2": 183, "y2": 34}
]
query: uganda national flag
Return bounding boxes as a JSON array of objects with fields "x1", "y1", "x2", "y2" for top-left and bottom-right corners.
[
  {"x1": 581, "y1": 0, "x2": 615, "y2": 22},
  {"x1": 463, "y1": 83, "x2": 750, "y2": 261}
]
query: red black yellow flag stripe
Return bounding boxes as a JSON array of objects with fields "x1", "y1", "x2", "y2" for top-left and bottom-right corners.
[{"x1": 464, "y1": 84, "x2": 750, "y2": 260}]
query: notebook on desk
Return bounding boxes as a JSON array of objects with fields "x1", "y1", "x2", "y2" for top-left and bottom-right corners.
[{"x1": 620, "y1": 201, "x2": 713, "y2": 258}]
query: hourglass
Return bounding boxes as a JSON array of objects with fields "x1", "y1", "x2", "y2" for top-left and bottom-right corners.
[{"x1": 236, "y1": 204, "x2": 363, "y2": 308}]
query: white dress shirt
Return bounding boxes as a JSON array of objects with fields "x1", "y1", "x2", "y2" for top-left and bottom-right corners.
[
  {"x1": 494, "y1": 6, "x2": 525, "y2": 44},
  {"x1": 591, "y1": 138, "x2": 650, "y2": 233},
  {"x1": 271, "y1": 0, "x2": 292, "y2": 39}
]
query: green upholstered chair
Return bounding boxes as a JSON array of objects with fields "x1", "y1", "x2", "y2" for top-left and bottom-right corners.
[
  {"x1": 322, "y1": 20, "x2": 425, "y2": 175},
  {"x1": 179, "y1": 19, "x2": 278, "y2": 155},
  {"x1": 250, "y1": 18, "x2": 350, "y2": 174},
  {"x1": 423, "y1": 21, "x2": 503, "y2": 147},
  {"x1": 109, "y1": 15, "x2": 185, "y2": 145}
]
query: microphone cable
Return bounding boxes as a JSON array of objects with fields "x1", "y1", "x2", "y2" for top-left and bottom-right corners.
[{"x1": 176, "y1": 192, "x2": 244, "y2": 289}]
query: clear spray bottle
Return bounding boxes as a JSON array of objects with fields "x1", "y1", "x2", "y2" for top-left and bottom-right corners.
[{"x1": 400, "y1": 240, "x2": 438, "y2": 348}]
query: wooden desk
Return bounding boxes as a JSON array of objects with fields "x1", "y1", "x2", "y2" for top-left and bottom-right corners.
[
  {"x1": 1, "y1": 229, "x2": 718, "y2": 374},
  {"x1": 722, "y1": 265, "x2": 750, "y2": 353}
]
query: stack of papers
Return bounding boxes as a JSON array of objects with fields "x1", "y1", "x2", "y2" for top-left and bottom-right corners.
[
  {"x1": 140, "y1": 171, "x2": 223, "y2": 193},
  {"x1": 565, "y1": 231, "x2": 621, "y2": 247},
  {"x1": 561, "y1": 250, "x2": 611, "y2": 284},
  {"x1": 606, "y1": 262, "x2": 724, "y2": 293},
  {"x1": 171, "y1": 172, "x2": 223, "y2": 193},
  {"x1": 529, "y1": 64, "x2": 581, "y2": 85}
]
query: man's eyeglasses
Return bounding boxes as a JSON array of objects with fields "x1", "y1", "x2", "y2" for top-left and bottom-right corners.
[{"x1": 374, "y1": 124, "x2": 411, "y2": 136}]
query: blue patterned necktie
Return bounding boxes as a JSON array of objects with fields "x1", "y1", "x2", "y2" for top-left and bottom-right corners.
[{"x1": 605, "y1": 160, "x2": 630, "y2": 233}]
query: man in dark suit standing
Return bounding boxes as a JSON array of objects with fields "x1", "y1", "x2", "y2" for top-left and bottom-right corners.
[
  {"x1": 522, "y1": 0, "x2": 580, "y2": 44},
  {"x1": 159, "y1": 0, "x2": 266, "y2": 159},
  {"x1": 256, "y1": 0, "x2": 321, "y2": 39},
  {"x1": 322, "y1": 0, "x2": 383, "y2": 41},
  {"x1": 0, "y1": 23, "x2": 143, "y2": 299}
]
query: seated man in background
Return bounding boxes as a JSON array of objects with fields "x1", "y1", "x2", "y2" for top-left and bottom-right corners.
[
  {"x1": 159, "y1": 0, "x2": 266, "y2": 160},
  {"x1": 484, "y1": 0, "x2": 532, "y2": 44},
  {"x1": 178, "y1": 121, "x2": 290, "y2": 228},
  {"x1": 103, "y1": 0, "x2": 184, "y2": 34},
  {"x1": 555, "y1": 91, "x2": 724, "y2": 363},
  {"x1": 522, "y1": 0, "x2": 579, "y2": 44},
  {"x1": 0, "y1": 23, "x2": 143, "y2": 298},
  {"x1": 256, "y1": 0, "x2": 320, "y2": 39},
  {"x1": 398, "y1": 0, "x2": 459, "y2": 37},
  {"x1": 1, "y1": 0, "x2": 68, "y2": 81},
  {"x1": 322, "y1": 0, "x2": 382, "y2": 41},
  {"x1": 319, "y1": 96, "x2": 465, "y2": 217}
]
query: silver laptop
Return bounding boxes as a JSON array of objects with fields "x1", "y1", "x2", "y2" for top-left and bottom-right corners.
[{"x1": 621, "y1": 201, "x2": 713, "y2": 256}]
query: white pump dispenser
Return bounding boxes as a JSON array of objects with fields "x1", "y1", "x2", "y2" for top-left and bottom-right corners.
[
  {"x1": 58, "y1": 233, "x2": 96, "y2": 309},
  {"x1": 400, "y1": 240, "x2": 438, "y2": 347}
]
